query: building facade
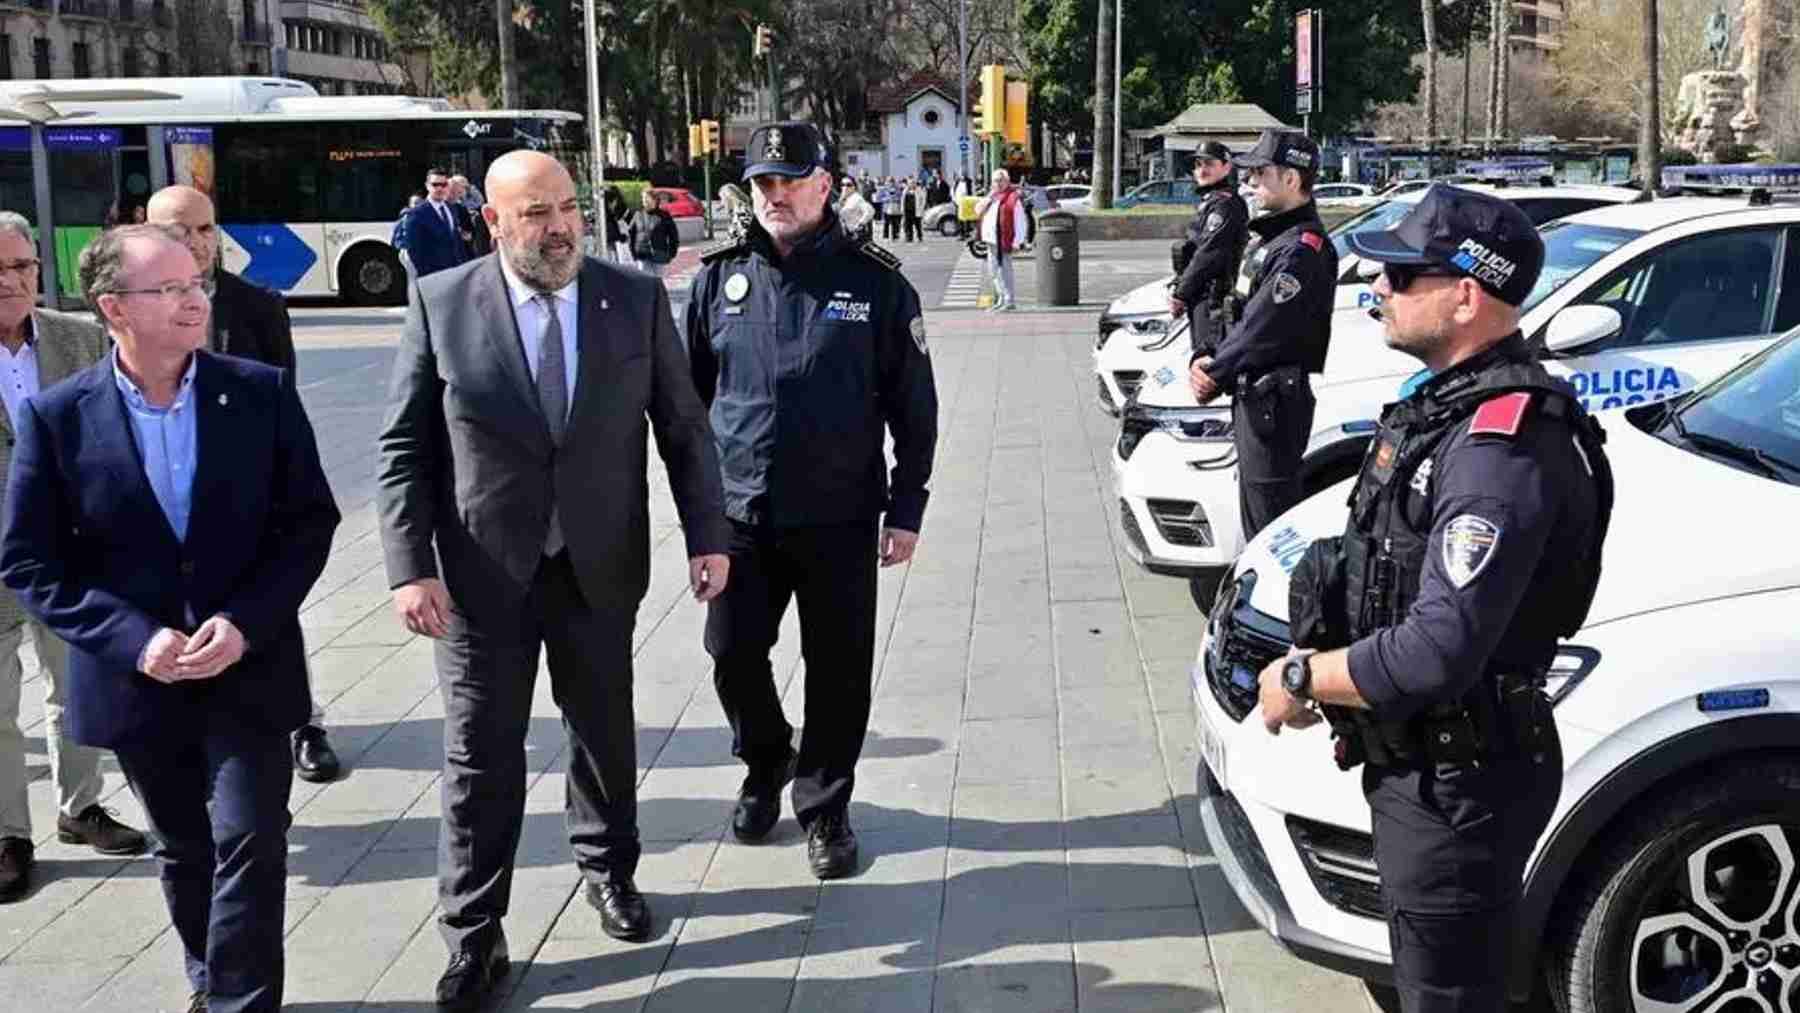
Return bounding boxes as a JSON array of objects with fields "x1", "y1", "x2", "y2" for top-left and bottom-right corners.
[
  {"x1": 274, "y1": 0, "x2": 407, "y2": 95},
  {"x1": 1510, "y1": 1, "x2": 1564, "y2": 58}
]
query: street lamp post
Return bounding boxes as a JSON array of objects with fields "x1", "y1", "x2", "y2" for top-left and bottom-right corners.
[
  {"x1": 958, "y1": 0, "x2": 969, "y2": 183},
  {"x1": 582, "y1": 0, "x2": 611, "y2": 260}
]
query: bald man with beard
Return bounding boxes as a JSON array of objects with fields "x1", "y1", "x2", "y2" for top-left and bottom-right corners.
[{"x1": 376, "y1": 151, "x2": 729, "y2": 1011}]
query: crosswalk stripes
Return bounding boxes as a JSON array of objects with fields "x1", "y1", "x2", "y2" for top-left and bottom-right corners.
[{"x1": 939, "y1": 248, "x2": 991, "y2": 309}]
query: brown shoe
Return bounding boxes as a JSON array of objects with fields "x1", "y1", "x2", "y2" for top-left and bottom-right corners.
[
  {"x1": 57, "y1": 805, "x2": 148, "y2": 856},
  {"x1": 0, "y1": 837, "x2": 32, "y2": 902}
]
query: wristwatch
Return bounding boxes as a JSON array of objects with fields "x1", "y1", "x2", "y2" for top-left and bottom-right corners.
[{"x1": 1282, "y1": 650, "x2": 1317, "y2": 700}]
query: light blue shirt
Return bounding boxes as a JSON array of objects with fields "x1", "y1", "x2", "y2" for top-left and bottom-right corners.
[
  {"x1": 113, "y1": 349, "x2": 198, "y2": 542},
  {"x1": 499, "y1": 256, "x2": 579, "y2": 410}
]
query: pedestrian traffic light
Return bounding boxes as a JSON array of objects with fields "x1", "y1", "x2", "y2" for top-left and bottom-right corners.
[
  {"x1": 703, "y1": 119, "x2": 721, "y2": 155},
  {"x1": 753, "y1": 24, "x2": 772, "y2": 58},
  {"x1": 978, "y1": 64, "x2": 1005, "y2": 136},
  {"x1": 689, "y1": 123, "x2": 703, "y2": 156},
  {"x1": 1004, "y1": 80, "x2": 1029, "y2": 145}
]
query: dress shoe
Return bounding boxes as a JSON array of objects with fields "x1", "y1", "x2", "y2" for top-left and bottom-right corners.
[
  {"x1": 56, "y1": 804, "x2": 148, "y2": 855},
  {"x1": 0, "y1": 837, "x2": 33, "y2": 903},
  {"x1": 731, "y1": 750, "x2": 796, "y2": 843},
  {"x1": 587, "y1": 877, "x2": 652, "y2": 941},
  {"x1": 807, "y1": 812, "x2": 859, "y2": 880},
  {"x1": 185, "y1": 992, "x2": 208, "y2": 1013},
  {"x1": 435, "y1": 935, "x2": 509, "y2": 1011},
  {"x1": 292, "y1": 725, "x2": 342, "y2": 783}
]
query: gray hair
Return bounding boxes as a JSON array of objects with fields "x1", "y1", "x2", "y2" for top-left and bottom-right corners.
[
  {"x1": 991, "y1": 168, "x2": 1010, "y2": 184},
  {"x1": 0, "y1": 212, "x2": 30, "y2": 245},
  {"x1": 78, "y1": 223, "x2": 186, "y2": 309}
]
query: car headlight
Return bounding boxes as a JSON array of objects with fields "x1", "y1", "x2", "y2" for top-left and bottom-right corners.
[
  {"x1": 1545, "y1": 645, "x2": 1600, "y2": 705},
  {"x1": 1153, "y1": 407, "x2": 1234, "y2": 442}
]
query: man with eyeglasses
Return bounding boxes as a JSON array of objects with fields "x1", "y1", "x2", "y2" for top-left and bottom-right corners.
[
  {"x1": 0, "y1": 211, "x2": 147, "y2": 907},
  {"x1": 0, "y1": 224, "x2": 340, "y2": 1013},
  {"x1": 402, "y1": 168, "x2": 472, "y2": 278},
  {"x1": 1259, "y1": 186, "x2": 1612, "y2": 1012},
  {"x1": 147, "y1": 185, "x2": 343, "y2": 785}
]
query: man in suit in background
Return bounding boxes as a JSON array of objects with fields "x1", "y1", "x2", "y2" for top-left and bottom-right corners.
[
  {"x1": 401, "y1": 168, "x2": 470, "y2": 279},
  {"x1": 146, "y1": 185, "x2": 342, "y2": 784},
  {"x1": 0, "y1": 211, "x2": 146, "y2": 906},
  {"x1": 0, "y1": 225, "x2": 340, "y2": 1013},
  {"x1": 377, "y1": 151, "x2": 730, "y2": 1011}
]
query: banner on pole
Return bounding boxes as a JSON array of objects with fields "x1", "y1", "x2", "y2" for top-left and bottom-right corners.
[{"x1": 1295, "y1": 9, "x2": 1322, "y2": 116}]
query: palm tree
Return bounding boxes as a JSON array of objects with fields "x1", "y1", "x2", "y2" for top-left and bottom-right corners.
[
  {"x1": 497, "y1": 0, "x2": 518, "y2": 107},
  {"x1": 1093, "y1": 0, "x2": 1115, "y2": 208},
  {"x1": 1641, "y1": 0, "x2": 1661, "y2": 199},
  {"x1": 1422, "y1": 0, "x2": 1439, "y2": 146}
]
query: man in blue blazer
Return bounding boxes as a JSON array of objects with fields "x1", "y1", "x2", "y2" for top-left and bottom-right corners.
[
  {"x1": 402, "y1": 167, "x2": 472, "y2": 278},
  {"x1": 0, "y1": 224, "x2": 340, "y2": 1013}
]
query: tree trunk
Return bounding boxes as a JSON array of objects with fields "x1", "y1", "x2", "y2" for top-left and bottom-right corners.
[
  {"x1": 1641, "y1": 0, "x2": 1661, "y2": 198},
  {"x1": 1460, "y1": 45, "x2": 1472, "y2": 144},
  {"x1": 1092, "y1": 0, "x2": 1115, "y2": 208},
  {"x1": 1486, "y1": 4, "x2": 1501, "y2": 144},
  {"x1": 496, "y1": 0, "x2": 518, "y2": 107},
  {"x1": 1422, "y1": 0, "x2": 1439, "y2": 145},
  {"x1": 1497, "y1": 0, "x2": 1510, "y2": 136}
]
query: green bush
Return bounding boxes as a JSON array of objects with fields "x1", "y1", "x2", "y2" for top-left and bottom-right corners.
[{"x1": 1661, "y1": 149, "x2": 1698, "y2": 166}]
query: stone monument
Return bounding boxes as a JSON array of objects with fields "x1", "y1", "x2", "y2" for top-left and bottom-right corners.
[{"x1": 1675, "y1": 2, "x2": 1757, "y2": 159}]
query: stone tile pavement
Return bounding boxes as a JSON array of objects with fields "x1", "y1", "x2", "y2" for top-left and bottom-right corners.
[{"x1": 0, "y1": 309, "x2": 1382, "y2": 1012}]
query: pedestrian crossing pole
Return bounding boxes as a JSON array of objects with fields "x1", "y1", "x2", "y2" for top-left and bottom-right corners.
[{"x1": 583, "y1": 0, "x2": 611, "y2": 260}]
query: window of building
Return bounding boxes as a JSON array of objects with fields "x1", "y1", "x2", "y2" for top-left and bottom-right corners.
[
  {"x1": 72, "y1": 41, "x2": 89, "y2": 78},
  {"x1": 157, "y1": 50, "x2": 170, "y2": 76},
  {"x1": 922, "y1": 108, "x2": 941, "y2": 128},
  {"x1": 32, "y1": 38, "x2": 49, "y2": 78},
  {"x1": 121, "y1": 46, "x2": 138, "y2": 78}
]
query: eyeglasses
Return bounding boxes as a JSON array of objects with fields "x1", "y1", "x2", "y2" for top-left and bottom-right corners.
[
  {"x1": 109, "y1": 277, "x2": 214, "y2": 301},
  {"x1": 1380, "y1": 263, "x2": 1463, "y2": 293},
  {"x1": 428, "y1": 180, "x2": 450, "y2": 188},
  {"x1": 0, "y1": 259, "x2": 38, "y2": 277}
]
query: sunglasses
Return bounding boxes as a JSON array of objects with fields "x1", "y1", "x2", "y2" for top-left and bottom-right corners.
[{"x1": 1365, "y1": 261, "x2": 1463, "y2": 293}]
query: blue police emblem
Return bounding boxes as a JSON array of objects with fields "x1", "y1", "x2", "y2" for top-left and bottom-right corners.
[
  {"x1": 1442, "y1": 514, "x2": 1501, "y2": 588},
  {"x1": 1153, "y1": 365, "x2": 1177, "y2": 387}
]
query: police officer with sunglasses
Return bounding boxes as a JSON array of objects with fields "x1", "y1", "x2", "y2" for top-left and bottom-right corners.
[{"x1": 1265, "y1": 185, "x2": 1614, "y2": 1012}]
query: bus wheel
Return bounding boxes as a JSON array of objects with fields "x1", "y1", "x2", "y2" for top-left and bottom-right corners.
[{"x1": 342, "y1": 246, "x2": 405, "y2": 306}]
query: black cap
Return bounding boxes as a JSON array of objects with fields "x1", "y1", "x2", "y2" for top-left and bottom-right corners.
[
  {"x1": 1345, "y1": 183, "x2": 1545, "y2": 306},
  {"x1": 743, "y1": 121, "x2": 832, "y2": 181},
  {"x1": 1196, "y1": 141, "x2": 1233, "y2": 163},
  {"x1": 1234, "y1": 128, "x2": 1319, "y2": 172}
]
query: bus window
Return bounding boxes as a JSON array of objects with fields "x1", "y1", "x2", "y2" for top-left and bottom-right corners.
[
  {"x1": 215, "y1": 124, "x2": 322, "y2": 223},
  {"x1": 322, "y1": 123, "x2": 419, "y2": 222}
]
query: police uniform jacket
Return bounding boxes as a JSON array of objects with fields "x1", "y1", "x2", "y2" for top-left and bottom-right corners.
[
  {"x1": 1345, "y1": 334, "x2": 1606, "y2": 721},
  {"x1": 1172, "y1": 178, "x2": 1249, "y2": 310},
  {"x1": 1207, "y1": 200, "x2": 1337, "y2": 381},
  {"x1": 685, "y1": 214, "x2": 938, "y2": 531}
]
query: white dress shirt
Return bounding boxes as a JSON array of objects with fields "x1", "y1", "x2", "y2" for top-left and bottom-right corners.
[
  {"x1": 498, "y1": 256, "x2": 580, "y2": 414},
  {"x1": 0, "y1": 328, "x2": 37, "y2": 431}
]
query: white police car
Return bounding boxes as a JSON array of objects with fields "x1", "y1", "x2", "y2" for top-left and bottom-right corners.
[
  {"x1": 1192, "y1": 324, "x2": 1800, "y2": 1012},
  {"x1": 1094, "y1": 186, "x2": 1634, "y2": 418},
  {"x1": 1116, "y1": 190, "x2": 1793, "y2": 582}
]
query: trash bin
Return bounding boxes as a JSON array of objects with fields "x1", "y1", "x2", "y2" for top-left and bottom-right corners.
[{"x1": 1036, "y1": 211, "x2": 1079, "y2": 306}]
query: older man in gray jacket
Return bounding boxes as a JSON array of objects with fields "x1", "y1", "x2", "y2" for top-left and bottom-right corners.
[{"x1": 0, "y1": 211, "x2": 147, "y2": 905}]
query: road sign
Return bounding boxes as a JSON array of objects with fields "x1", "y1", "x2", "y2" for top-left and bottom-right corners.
[{"x1": 959, "y1": 135, "x2": 970, "y2": 153}]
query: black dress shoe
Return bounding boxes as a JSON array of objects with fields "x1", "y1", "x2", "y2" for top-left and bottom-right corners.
[
  {"x1": 292, "y1": 725, "x2": 342, "y2": 783},
  {"x1": 185, "y1": 991, "x2": 208, "y2": 1013},
  {"x1": 57, "y1": 804, "x2": 148, "y2": 855},
  {"x1": 731, "y1": 750, "x2": 796, "y2": 843},
  {"x1": 436, "y1": 936, "x2": 509, "y2": 1011},
  {"x1": 587, "y1": 878, "x2": 652, "y2": 942},
  {"x1": 807, "y1": 812, "x2": 858, "y2": 880},
  {"x1": 0, "y1": 837, "x2": 33, "y2": 903}
]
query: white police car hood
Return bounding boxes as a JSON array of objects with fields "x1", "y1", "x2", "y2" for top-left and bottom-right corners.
[
  {"x1": 1232, "y1": 411, "x2": 1800, "y2": 630},
  {"x1": 1106, "y1": 275, "x2": 1175, "y2": 319}
]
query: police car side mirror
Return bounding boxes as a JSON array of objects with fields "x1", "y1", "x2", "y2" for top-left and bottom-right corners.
[{"x1": 1543, "y1": 304, "x2": 1623, "y2": 354}]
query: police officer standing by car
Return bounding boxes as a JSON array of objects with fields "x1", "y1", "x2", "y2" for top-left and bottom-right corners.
[
  {"x1": 1168, "y1": 142, "x2": 1248, "y2": 359},
  {"x1": 685, "y1": 121, "x2": 938, "y2": 881},
  {"x1": 1189, "y1": 128, "x2": 1337, "y2": 541},
  {"x1": 1259, "y1": 186, "x2": 1614, "y2": 1012}
]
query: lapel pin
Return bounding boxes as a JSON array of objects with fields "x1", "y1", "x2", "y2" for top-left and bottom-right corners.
[
  {"x1": 600, "y1": 298, "x2": 609, "y2": 310},
  {"x1": 218, "y1": 393, "x2": 228, "y2": 406}
]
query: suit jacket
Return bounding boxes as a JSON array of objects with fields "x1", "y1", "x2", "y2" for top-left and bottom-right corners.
[
  {"x1": 0, "y1": 310, "x2": 108, "y2": 632},
  {"x1": 0, "y1": 352, "x2": 341, "y2": 748},
  {"x1": 376, "y1": 254, "x2": 727, "y2": 626},
  {"x1": 403, "y1": 201, "x2": 471, "y2": 277},
  {"x1": 211, "y1": 269, "x2": 297, "y2": 374}
]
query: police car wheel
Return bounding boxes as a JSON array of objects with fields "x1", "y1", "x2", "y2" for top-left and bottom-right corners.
[
  {"x1": 939, "y1": 217, "x2": 960, "y2": 237},
  {"x1": 1546, "y1": 757, "x2": 1800, "y2": 1013}
]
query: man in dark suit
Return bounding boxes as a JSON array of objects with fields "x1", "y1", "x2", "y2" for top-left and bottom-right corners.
[
  {"x1": 0, "y1": 224, "x2": 340, "y2": 1013},
  {"x1": 377, "y1": 150, "x2": 730, "y2": 1011},
  {"x1": 147, "y1": 184, "x2": 342, "y2": 784},
  {"x1": 401, "y1": 167, "x2": 471, "y2": 278}
]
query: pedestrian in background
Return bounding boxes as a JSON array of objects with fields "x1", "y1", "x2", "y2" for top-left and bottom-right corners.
[
  {"x1": 881, "y1": 178, "x2": 903, "y2": 241},
  {"x1": 401, "y1": 168, "x2": 471, "y2": 279},
  {"x1": 977, "y1": 168, "x2": 1028, "y2": 311},
  {"x1": 627, "y1": 189, "x2": 679, "y2": 278},
  {"x1": 0, "y1": 212, "x2": 145, "y2": 907},
  {"x1": 902, "y1": 179, "x2": 925, "y2": 243},
  {"x1": 3, "y1": 223, "x2": 340, "y2": 1013},
  {"x1": 450, "y1": 175, "x2": 492, "y2": 256}
]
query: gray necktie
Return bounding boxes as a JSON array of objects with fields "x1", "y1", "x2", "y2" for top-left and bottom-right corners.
[
  {"x1": 439, "y1": 202, "x2": 453, "y2": 231},
  {"x1": 535, "y1": 293, "x2": 568, "y2": 555}
]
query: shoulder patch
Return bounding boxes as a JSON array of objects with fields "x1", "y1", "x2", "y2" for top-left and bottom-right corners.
[
  {"x1": 1299, "y1": 231, "x2": 1324, "y2": 252},
  {"x1": 1442, "y1": 514, "x2": 1502, "y2": 588},
  {"x1": 857, "y1": 241, "x2": 903, "y2": 272},
  {"x1": 699, "y1": 237, "x2": 748, "y2": 265},
  {"x1": 1470, "y1": 391, "x2": 1534, "y2": 438}
]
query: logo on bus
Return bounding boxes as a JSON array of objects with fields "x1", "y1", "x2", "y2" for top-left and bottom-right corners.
[{"x1": 462, "y1": 120, "x2": 492, "y2": 140}]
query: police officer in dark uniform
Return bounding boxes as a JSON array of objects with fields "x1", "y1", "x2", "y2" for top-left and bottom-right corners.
[
  {"x1": 1189, "y1": 128, "x2": 1337, "y2": 541},
  {"x1": 1169, "y1": 141, "x2": 1249, "y2": 359},
  {"x1": 1260, "y1": 186, "x2": 1614, "y2": 1012},
  {"x1": 685, "y1": 121, "x2": 938, "y2": 881}
]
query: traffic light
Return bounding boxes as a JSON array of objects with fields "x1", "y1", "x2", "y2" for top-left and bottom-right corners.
[
  {"x1": 702, "y1": 119, "x2": 721, "y2": 155},
  {"x1": 689, "y1": 123, "x2": 703, "y2": 156},
  {"x1": 977, "y1": 64, "x2": 1005, "y2": 135},
  {"x1": 753, "y1": 24, "x2": 772, "y2": 57},
  {"x1": 1004, "y1": 80, "x2": 1029, "y2": 145}
]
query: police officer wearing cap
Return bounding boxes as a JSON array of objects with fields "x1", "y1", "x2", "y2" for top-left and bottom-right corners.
[
  {"x1": 1190, "y1": 128, "x2": 1337, "y2": 541},
  {"x1": 1259, "y1": 185, "x2": 1614, "y2": 1012},
  {"x1": 1169, "y1": 142, "x2": 1249, "y2": 359},
  {"x1": 685, "y1": 121, "x2": 938, "y2": 880}
]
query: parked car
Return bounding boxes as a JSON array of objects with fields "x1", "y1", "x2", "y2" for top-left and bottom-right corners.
[
  {"x1": 649, "y1": 186, "x2": 705, "y2": 219},
  {"x1": 1310, "y1": 182, "x2": 1381, "y2": 209},
  {"x1": 1046, "y1": 183, "x2": 1093, "y2": 209},
  {"x1": 1116, "y1": 178, "x2": 1201, "y2": 209}
]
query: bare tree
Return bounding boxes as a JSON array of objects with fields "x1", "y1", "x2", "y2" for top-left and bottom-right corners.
[
  {"x1": 1642, "y1": 0, "x2": 1662, "y2": 195},
  {"x1": 1092, "y1": 0, "x2": 1114, "y2": 208},
  {"x1": 1423, "y1": 0, "x2": 1441, "y2": 144}
]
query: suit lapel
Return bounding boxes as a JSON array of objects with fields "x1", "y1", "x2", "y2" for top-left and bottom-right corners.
[
  {"x1": 186, "y1": 353, "x2": 231, "y2": 548},
  {"x1": 568, "y1": 259, "x2": 607, "y2": 427},
  {"x1": 32, "y1": 312, "x2": 76, "y2": 387},
  {"x1": 476, "y1": 257, "x2": 551, "y2": 442},
  {"x1": 78, "y1": 363, "x2": 181, "y2": 549}
]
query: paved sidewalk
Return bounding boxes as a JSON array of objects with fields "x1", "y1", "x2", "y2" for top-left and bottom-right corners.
[{"x1": 0, "y1": 310, "x2": 1378, "y2": 1012}]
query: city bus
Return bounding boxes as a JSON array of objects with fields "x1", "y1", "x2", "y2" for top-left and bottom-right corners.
[{"x1": 0, "y1": 76, "x2": 582, "y2": 306}]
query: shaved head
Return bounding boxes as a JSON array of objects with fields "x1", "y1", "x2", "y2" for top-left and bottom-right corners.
[
  {"x1": 483, "y1": 150, "x2": 583, "y2": 291},
  {"x1": 145, "y1": 185, "x2": 220, "y2": 272}
]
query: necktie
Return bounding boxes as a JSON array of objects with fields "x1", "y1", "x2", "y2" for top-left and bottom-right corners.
[
  {"x1": 439, "y1": 202, "x2": 453, "y2": 231},
  {"x1": 535, "y1": 293, "x2": 568, "y2": 555}
]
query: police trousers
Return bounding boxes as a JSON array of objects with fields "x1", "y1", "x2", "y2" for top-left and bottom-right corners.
[
  {"x1": 705, "y1": 518, "x2": 880, "y2": 829},
  {"x1": 1363, "y1": 727, "x2": 1563, "y2": 1013},
  {"x1": 1232, "y1": 367, "x2": 1314, "y2": 539}
]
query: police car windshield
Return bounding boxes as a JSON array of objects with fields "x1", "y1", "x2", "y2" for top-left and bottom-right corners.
[
  {"x1": 1523, "y1": 222, "x2": 1642, "y2": 313},
  {"x1": 1330, "y1": 201, "x2": 1417, "y2": 260},
  {"x1": 1662, "y1": 329, "x2": 1800, "y2": 484}
]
